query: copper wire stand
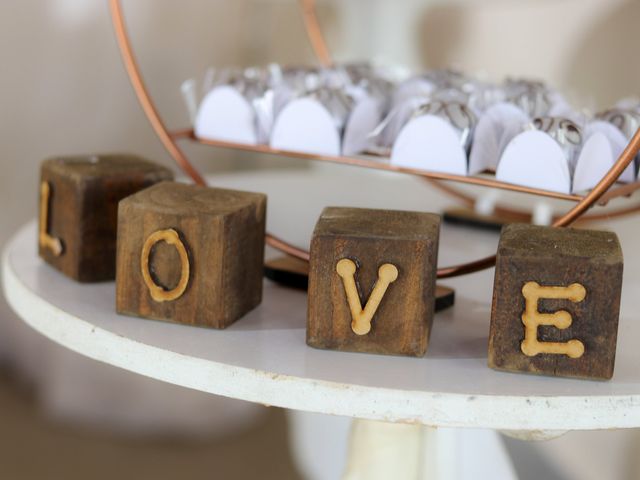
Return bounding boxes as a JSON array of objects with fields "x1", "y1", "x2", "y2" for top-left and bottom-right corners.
[{"x1": 109, "y1": 0, "x2": 640, "y2": 281}]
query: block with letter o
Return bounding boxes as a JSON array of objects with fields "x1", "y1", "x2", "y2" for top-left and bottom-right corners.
[{"x1": 116, "y1": 181, "x2": 266, "y2": 329}]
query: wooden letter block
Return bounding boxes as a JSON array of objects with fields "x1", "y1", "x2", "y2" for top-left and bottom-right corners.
[
  {"x1": 39, "y1": 154, "x2": 173, "y2": 282},
  {"x1": 307, "y1": 207, "x2": 441, "y2": 357},
  {"x1": 488, "y1": 224, "x2": 623, "y2": 380},
  {"x1": 116, "y1": 181, "x2": 266, "y2": 329}
]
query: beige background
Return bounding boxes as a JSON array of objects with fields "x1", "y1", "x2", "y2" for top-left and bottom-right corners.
[
  {"x1": 2, "y1": 0, "x2": 640, "y2": 244},
  {"x1": 1, "y1": 1, "x2": 640, "y2": 479}
]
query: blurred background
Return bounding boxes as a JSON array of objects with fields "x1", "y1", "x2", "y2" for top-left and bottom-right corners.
[{"x1": 1, "y1": 0, "x2": 640, "y2": 479}]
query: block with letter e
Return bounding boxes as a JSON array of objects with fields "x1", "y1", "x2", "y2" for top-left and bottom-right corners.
[
  {"x1": 488, "y1": 224, "x2": 623, "y2": 380},
  {"x1": 306, "y1": 207, "x2": 441, "y2": 357},
  {"x1": 38, "y1": 154, "x2": 173, "y2": 282},
  {"x1": 116, "y1": 181, "x2": 266, "y2": 329}
]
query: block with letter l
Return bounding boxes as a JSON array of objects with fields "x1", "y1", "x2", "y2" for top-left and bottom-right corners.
[
  {"x1": 116, "y1": 181, "x2": 266, "y2": 329},
  {"x1": 38, "y1": 154, "x2": 173, "y2": 282},
  {"x1": 488, "y1": 224, "x2": 623, "y2": 380},
  {"x1": 307, "y1": 207, "x2": 441, "y2": 357}
]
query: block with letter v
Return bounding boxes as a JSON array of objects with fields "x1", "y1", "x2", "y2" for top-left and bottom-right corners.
[{"x1": 307, "y1": 207, "x2": 441, "y2": 357}]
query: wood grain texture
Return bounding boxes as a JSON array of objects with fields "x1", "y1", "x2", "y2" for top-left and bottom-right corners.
[
  {"x1": 38, "y1": 154, "x2": 173, "y2": 282},
  {"x1": 116, "y1": 181, "x2": 266, "y2": 329},
  {"x1": 488, "y1": 224, "x2": 624, "y2": 380},
  {"x1": 307, "y1": 207, "x2": 441, "y2": 357}
]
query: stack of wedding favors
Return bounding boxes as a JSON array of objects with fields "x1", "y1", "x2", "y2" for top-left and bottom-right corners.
[{"x1": 186, "y1": 64, "x2": 640, "y2": 195}]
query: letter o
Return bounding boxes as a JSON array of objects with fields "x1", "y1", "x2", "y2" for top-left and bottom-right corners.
[{"x1": 140, "y1": 228, "x2": 190, "y2": 302}]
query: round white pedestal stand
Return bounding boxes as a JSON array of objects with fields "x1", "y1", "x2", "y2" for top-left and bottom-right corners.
[{"x1": 4, "y1": 170, "x2": 640, "y2": 479}]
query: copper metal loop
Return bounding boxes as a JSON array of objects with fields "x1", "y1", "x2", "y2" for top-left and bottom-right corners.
[
  {"x1": 110, "y1": 0, "x2": 640, "y2": 279},
  {"x1": 110, "y1": 0, "x2": 206, "y2": 187},
  {"x1": 300, "y1": 0, "x2": 333, "y2": 67}
]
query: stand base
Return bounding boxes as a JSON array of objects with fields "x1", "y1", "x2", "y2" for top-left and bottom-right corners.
[
  {"x1": 343, "y1": 420, "x2": 518, "y2": 480},
  {"x1": 287, "y1": 411, "x2": 519, "y2": 480}
]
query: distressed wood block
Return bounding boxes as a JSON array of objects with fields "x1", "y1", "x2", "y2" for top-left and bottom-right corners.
[
  {"x1": 116, "y1": 181, "x2": 266, "y2": 329},
  {"x1": 488, "y1": 224, "x2": 623, "y2": 380},
  {"x1": 38, "y1": 154, "x2": 173, "y2": 282},
  {"x1": 307, "y1": 207, "x2": 441, "y2": 357}
]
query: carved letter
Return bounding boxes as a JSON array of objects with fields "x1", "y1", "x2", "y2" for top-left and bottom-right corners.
[
  {"x1": 521, "y1": 281, "x2": 586, "y2": 358},
  {"x1": 39, "y1": 181, "x2": 63, "y2": 256},
  {"x1": 141, "y1": 229, "x2": 190, "y2": 302},
  {"x1": 336, "y1": 258, "x2": 398, "y2": 335}
]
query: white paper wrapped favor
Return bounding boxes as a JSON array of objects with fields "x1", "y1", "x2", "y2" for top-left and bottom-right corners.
[
  {"x1": 583, "y1": 121, "x2": 635, "y2": 183},
  {"x1": 572, "y1": 133, "x2": 616, "y2": 193},
  {"x1": 496, "y1": 130, "x2": 571, "y2": 194},
  {"x1": 390, "y1": 115, "x2": 467, "y2": 175},
  {"x1": 270, "y1": 98, "x2": 341, "y2": 156},
  {"x1": 342, "y1": 96, "x2": 382, "y2": 156},
  {"x1": 468, "y1": 103, "x2": 529, "y2": 175},
  {"x1": 392, "y1": 78, "x2": 434, "y2": 109},
  {"x1": 188, "y1": 64, "x2": 637, "y2": 193},
  {"x1": 270, "y1": 94, "x2": 382, "y2": 157},
  {"x1": 195, "y1": 86, "x2": 258, "y2": 145}
]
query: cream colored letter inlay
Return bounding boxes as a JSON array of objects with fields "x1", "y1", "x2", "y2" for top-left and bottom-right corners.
[
  {"x1": 39, "y1": 181, "x2": 63, "y2": 256},
  {"x1": 336, "y1": 258, "x2": 398, "y2": 335},
  {"x1": 141, "y1": 228, "x2": 190, "y2": 302},
  {"x1": 521, "y1": 281, "x2": 586, "y2": 359}
]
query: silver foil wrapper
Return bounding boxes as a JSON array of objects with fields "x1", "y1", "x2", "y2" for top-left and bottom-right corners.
[
  {"x1": 413, "y1": 101, "x2": 477, "y2": 152},
  {"x1": 200, "y1": 66, "x2": 285, "y2": 143},
  {"x1": 531, "y1": 116, "x2": 583, "y2": 171},
  {"x1": 305, "y1": 86, "x2": 355, "y2": 133},
  {"x1": 505, "y1": 79, "x2": 552, "y2": 118},
  {"x1": 597, "y1": 108, "x2": 640, "y2": 140}
]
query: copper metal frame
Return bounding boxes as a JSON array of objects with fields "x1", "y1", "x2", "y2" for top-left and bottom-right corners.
[{"x1": 109, "y1": 0, "x2": 640, "y2": 279}]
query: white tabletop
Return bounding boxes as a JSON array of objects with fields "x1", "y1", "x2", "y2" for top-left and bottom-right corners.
[{"x1": 3, "y1": 168, "x2": 640, "y2": 431}]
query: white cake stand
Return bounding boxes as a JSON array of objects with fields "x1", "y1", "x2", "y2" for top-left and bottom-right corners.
[{"x1": 4, "y1": 170, "x2": 640, "y2": 479}]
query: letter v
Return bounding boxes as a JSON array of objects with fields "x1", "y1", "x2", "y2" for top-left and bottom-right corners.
[{"x1": 336, "y1": 258, "x2": 399, "y2": 335}]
